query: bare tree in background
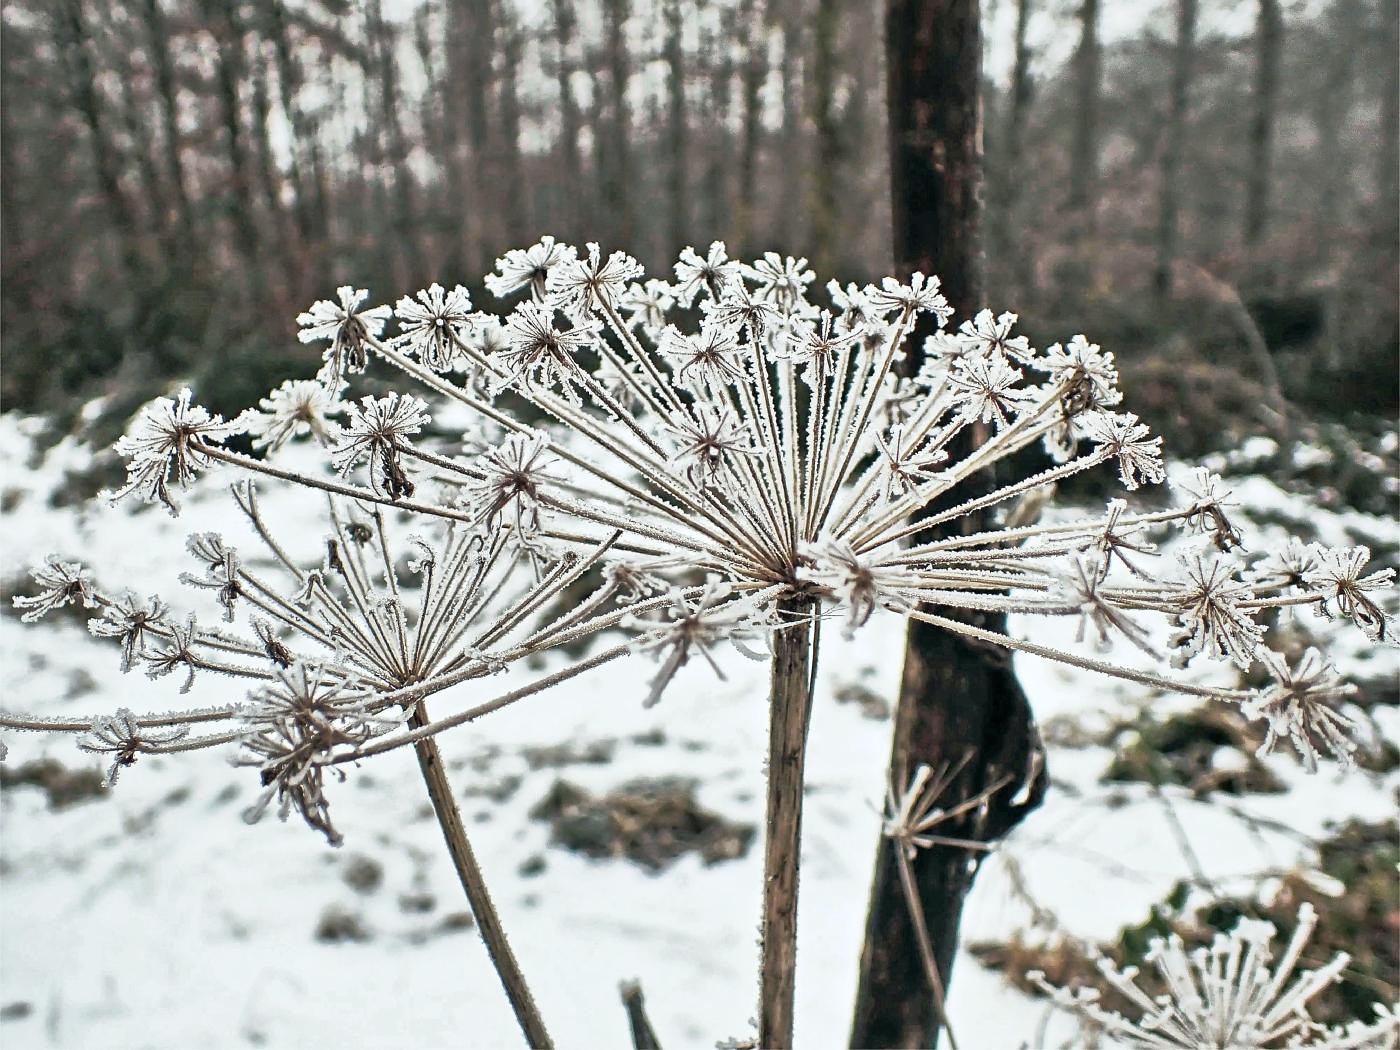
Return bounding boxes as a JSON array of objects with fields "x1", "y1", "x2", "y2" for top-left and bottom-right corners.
[
  {"x1": 851, "y1": 1, "x2": 1043, "y2": 1045},
  {"x1": 663, "y1": 0, "x2": 689, "y2": 256},
  {"x1": 54, "y1": 0, "x2": 141, "y2": 282},
  {"x1": 1068, "y1": 0, "x2": 1099, "y2": 217},
  {"x1": 1155, "y1": 0, "x2": 1198, "y2": 301},
  {"x1": 599, "y1": 0, "x2": 634, "y2": 246},
  {"x1": 497, "y1": 6, "x2": 529, "y2": 242},
  {"x1": 809, "y1": 0, "x2": 842, "y2": 272},
  {"x1": 1244, "y1": 0, "x2": 1281, "y2": 253},
  {"x1": 994, "y1": 0, "x2": 1035, "y2": 296},
  {"x1": 548, "y1": 0, "x2": 584, "y2": 241},
  {"x1": 734, "y1": 0, "x2": 766, "y2": 253},
  {"x1": 1377, "y1": 0, "x2": 1399, "y2": 254}
]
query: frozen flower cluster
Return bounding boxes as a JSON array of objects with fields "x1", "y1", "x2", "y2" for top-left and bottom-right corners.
[{"x1": 1032, "y1": 903, "x2": 1399, "y2": 1049}]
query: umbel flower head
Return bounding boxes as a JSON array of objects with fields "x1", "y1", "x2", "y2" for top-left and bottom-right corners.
[
  {"x1": 7, "y1": 239, "x2": 1396, "y2": 844},
  {"x1": 1031, "y1": 902, "x2": 1399, "y2": 1049},
  {"x1": 108, "y1": 388, "x2": 238, "y2": 515},
  {"x1": 82, "y1": 238, "x2": 1396, "y2": 743}
]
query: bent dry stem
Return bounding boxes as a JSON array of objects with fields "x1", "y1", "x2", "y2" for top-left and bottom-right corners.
[
  {"x1": 759, "y1": 596, "x2": 817, "y2": 1049},
  {"x1": 409, "y1": 700, "x2": 554, "y2": 1049}
]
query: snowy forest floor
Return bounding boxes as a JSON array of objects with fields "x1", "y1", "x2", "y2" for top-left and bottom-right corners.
[{"x1": 1, "y1": 411, "x2": 1396, "y2": 1050}]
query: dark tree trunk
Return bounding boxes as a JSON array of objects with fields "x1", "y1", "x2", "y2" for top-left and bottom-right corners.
[
  {"x1": 1154, "y1": 0, "x2": 1197, "y2": 302},
  {"x1": 205, "y1": 0, "x2": 262, "y2": 290},
  {"x1": 810, "y1": 0, "x2": 841, "y2": 272},
  {"x1": 996, "y1": 0, "x2": 1034, "y2": 295},
  {"x1": 849, "y1": 2, "x2": 1044, "y2": 1046},
  {"x1": 701, "y1": 6, "x2": 734, "y2": 239},
  {"x1": 139, "y1": 0, "x2": 195, "y2": 243},
  {"x1": 1313, "y1": 0, "x2": 1359, "y2": 269},
  {"x1": 549, "y1": 0, "x2": 584, "y2": 240},
  {"x1": 734, "y1": 0, "x2": 766, "y2": 252},
  {"x1": 663, "y1": 0, "x2": 688, "y2": 257},
  {"x1": 1243, "y1": 0, "x2": 1281, "y2": 250},
  {"x1": 264, "y1": 0, "x2": 319, "y2": 245},
  {"x1": 1067, "y1": 0, "x2": 1100, "y2": 215},
  {"x1": 776, "y1": 0, "x2": 803, "y2": 251},
  {"x1": 367, "y1": 0, "x2": 418, "y2": 287},
  {"x1": 1376, "y1": 0, "x2": 1398, "y2": 251},
  {"x1": 53, "y1": 0, "x2": 141, "y2": 277},
  {"x1": 497, "y1": 11, "x2": 528, "y2": 243},
  {"x1": 250, "y1": 43, "x2": 300, "y2": 295},
  {"x1": 600, "y1": 0, "x2": 634, "y2": 246}
]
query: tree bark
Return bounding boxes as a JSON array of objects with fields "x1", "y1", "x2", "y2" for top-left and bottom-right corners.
[
  {"x1": 995, "y1": 0, "x2": 1034, "y2": 295},
  {"x1": 599, "y1": 0, "x2": 634, "y2": 246},
  {"x1": 262, "y1": 0, "x2": 318, "y2": 245},
  {"x1": 1243, "y1": 0, "x2": 1281, "y2": 250},
  {"x1": 663, "y1": 0, "x2": 689, "y2": 257},
  {"x1": 205, "y1": 0, "x2": 263, "y2": 292},
  {"x1": 734, "y1": 0, "x2": 766, "y2": 253},
  {"x1": 810, "y1": 0, "x2": 842, "y2": 273},
  {"x1": 1067, "y1": 0, "x2": 1100, "y2": 216},
  {"x1": 1376, "y1": 0, "x2": 1398, "y2": 251},
  {"x1": 497, "y1": 9, "x2": 529, "y2": 244},
  {"x1": 549, "y1": 0, "x2": 584, "y2": 240},
  {"x1": 1154, "y1": 0, "x2": 1198, "y2": 302},
  {"x1": 138, "y1": 0, "x2": 195, "y2": 244},
  {"x1": 53, "y1": 0, "x2": 141, "y2": 279},
  {"x1": 776, "y1": 0, "x2": 803, "y2": 252},
  {"x1": 850, "y1": 2, "x2": 1044, "y2": 1046}
]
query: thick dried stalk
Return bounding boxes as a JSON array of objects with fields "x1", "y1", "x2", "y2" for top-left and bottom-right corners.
[
  {"x1": 758, "y1": 596, "x2": 816, "y2": 1049},
  {"x1": 409, "y1": 702, "x2": 553, "y2": 1048}
]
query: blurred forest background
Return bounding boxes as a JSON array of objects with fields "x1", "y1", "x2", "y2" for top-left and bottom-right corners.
[{"x1": 1, "y1": 0, "x2": 1397, "y2": 445}]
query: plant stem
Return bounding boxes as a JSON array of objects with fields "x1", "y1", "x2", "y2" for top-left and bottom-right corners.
[
  {"x1": 408, "y1": 701, "x2": 554, "y2": 1049},
  {"x1": 759, "y1": 596, "x2": 816, "y2": 1049}
]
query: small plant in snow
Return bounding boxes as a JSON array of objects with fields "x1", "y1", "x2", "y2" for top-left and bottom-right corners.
[
  {"x1": 4, "y1": 240, "x2": 1393, "y2": 1049},
  {"x1": 1030, "y1": 902, "x2": 1399, "y2": 1049}
]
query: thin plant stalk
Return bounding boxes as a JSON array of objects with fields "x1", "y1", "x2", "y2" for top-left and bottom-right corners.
[
  {"x1": 408, "y1": 700, "x2": 554, "y2": 1049},
  {"x1": 894, "y1": 849, "x2": 958, "y2": 1050},
  {"x1": 758, "y1": 596, "x2": 816, "y2": 1049}
]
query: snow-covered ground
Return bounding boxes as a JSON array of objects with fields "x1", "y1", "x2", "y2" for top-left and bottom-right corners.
[{"x1": 1, "y1": 412, "x2": 1395, "y2": 1049}]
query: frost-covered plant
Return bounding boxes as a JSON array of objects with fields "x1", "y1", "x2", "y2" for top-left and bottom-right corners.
[
  {"x1": 4, "y1": 240, "x2": 1394, "y2": 1049},
  {"x1": 3, "y1": 479, "x2": 688, "y2": 1047},
  {"x1": 1030, "y1": 902, "x2": 1399, "y2": 1049}
]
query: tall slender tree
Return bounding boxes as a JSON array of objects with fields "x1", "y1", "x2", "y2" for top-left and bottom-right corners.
[
  {"x1": 1068, "y1": 0, "x2": 1100, "y2": 217},
  {"x1": 138, "y1": 0, "x2": 196, "y2": 244},
  {"x1": 998, "y1": 0, "x2": 1035, "y2": 294},
  {"x1": 663, "y1": 0, "x2": 689, "y2": 257},
  {"x1": 205, "y1": 0, "x2": 263, "y2": 290},
  {"x1": 734, "y1": 0, "x2": 766, "y2": 252},
  {"x1": 53, "y1": 0, "x2": 141, "y2": 279},
  {"x1": 851, "y1": 2, "x2": 1043, "y2": 1044},
  {"x1": 497, "y1": 5, "x2": 529, "y2": 243},
  {"x1": 599, "y1": 0, "x2": 634, "y2": 246},
  {"x1": 1376, "y1": 0, "x2": 1398, "y2": 252},
  {"x1": 775, "y1": 0, "x2": 804, "y2": 251},
  {"x1": 549, "y1": 0, "x2": 584, "y2": 240},
  {"x1": 1243, "y1": 0, "x2": 1282, "y2": 251},
  {"x1": 1154, "y1": 0, "x2": 1199, "y2": 300},
  {"x1": 810, "y1": 0, "x2": 842, "y2": 273}
]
